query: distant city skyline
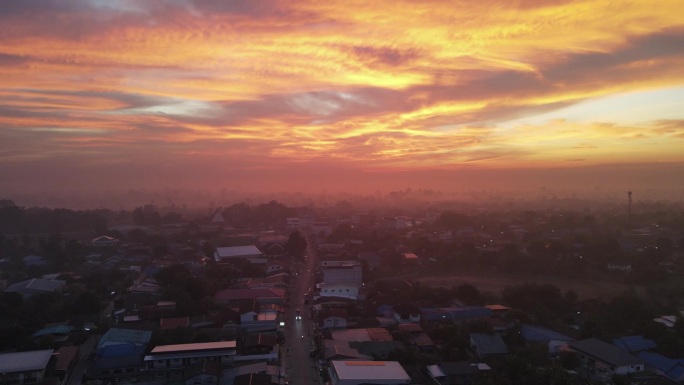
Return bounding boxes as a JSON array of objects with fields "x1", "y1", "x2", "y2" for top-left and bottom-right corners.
[{"x1": 1, "y1": 0, "x2": 683, "y2": 201}]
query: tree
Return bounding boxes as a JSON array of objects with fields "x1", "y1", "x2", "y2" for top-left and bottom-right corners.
[
  {"x1": 71, "y1": 292, "x2": 102, "y2": 315},
  {"x1": 454, "y1": 284, "x2": 482, "y2": 305},
  {"x1": 286, "y1": 230, "x2": 307, "y2": 259}
]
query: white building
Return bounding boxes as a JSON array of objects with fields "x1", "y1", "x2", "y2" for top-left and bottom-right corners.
[
  {"x1": 322, "y1": 262, "x2": 363, "y2": 287},
  {"x1": 320, "y1": 282, "x2": 359, "y2": 300},
  {"x1": 329, "y1": 361, "x2": 410, "y2": 385},
  {"x1": 214, "y1": 245, "x2": 263, "y2": 263},
  {"x1": 286, "y1": 218, "x2": 301, "y2": 230},
  {"x1": 144, "y1": 341, "x2": 237, "y2": 381},
  {"x1": 0, "y1": 350, "x2": 54, "y2": 385}
]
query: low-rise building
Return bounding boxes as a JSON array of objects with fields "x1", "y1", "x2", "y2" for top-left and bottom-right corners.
[
  {"x1": 144, "y1": 341, "x2": 237, "y2": 381},
  {"x1": 6, "y1": 278, "x2": 65, "y2": 298},
  {"x1": 469, "y1": 333, "x2": 509, "y2": 359},
  {"x1": 320, "y1": 282, "x2": 359, "y2": 300},
  {"x1": 569, "y1": 338, "x2": 645, "y2": 382},
  {"x1": 0, "y1": 349, "x2": 53, "y2": 385},
  {"x1": 92, "y1": 328, "x2": 152, "y2": 379},
  {"x1": 319, "y1": 308, "x2": 349, "y2": 329},
  {"x1": 214, "y1": 245, "x2": 264, "y2": 264},
  {"x1": 328, "y1": 360, "x2": 411, "y2": 385}
]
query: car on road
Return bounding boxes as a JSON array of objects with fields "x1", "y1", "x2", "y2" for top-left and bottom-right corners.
[{"x1": 296, "y1": 308, "x2": 302, "y2": 320}]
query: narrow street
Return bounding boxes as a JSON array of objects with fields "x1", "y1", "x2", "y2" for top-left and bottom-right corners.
[
  {"x1": 282, "y1": 235, "x2": 320, "y2": 384},
  {"x1": 66, "y1": 333, "x2": 99, "y2": 385}
]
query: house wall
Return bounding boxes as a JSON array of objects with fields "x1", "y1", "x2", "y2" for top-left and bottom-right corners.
[
  {"x1": 321, "y1": 284, "x2": 358, "y2": 298},
  {"x1": 240, "y1": 312, "x2": 258, "y2": 322},
  {"x1": 266, "y1": 265, "x2": 284, "y2": 274},
  {"x1": 575, "y1": 354, "x2": 643, "y2": 382},
  {"x1": 393, "y1": 313, "x2": 420, "y2": 324},
  {"x1": 323, "y1": 317, "x2": 348, "y2": 329},
  {"x1": 148, "y1": 355, "x2": 233, "y2": 380},
  {"x1": 0, "y1": 369, "x2": 46, "y2": 385}
]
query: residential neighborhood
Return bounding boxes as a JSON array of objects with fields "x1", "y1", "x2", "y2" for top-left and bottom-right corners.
[{"x1": 1, "y1": 198, "x2": 684, "y2": 385}]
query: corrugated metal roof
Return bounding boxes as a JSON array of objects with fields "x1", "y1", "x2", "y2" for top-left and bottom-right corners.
[
  {"x1": 638, "y1": 351, "x2": 679, "y2": 373},
  {"x1": 32, "y1": 324, "x2": 74, "y2": 338},
  {"x1": 97, "y1": 328, "x2": 152, "y2": 349},
  {"x1": 331, "y1": 360, "x2": 410, "y2": 381},
  {"x1": 0, "y1": 349, "x2": 53, "y2": 372},
  {"x1": 215, "y1": 245, "x2": 262, "y2": 259},
  {"x1": 470, "y1": 333, "x2": 509, "y2": 356},
  {"x1": 521, "y1": 324, "x2": 574, "y2": 342},
  {"x1": 151, "y1": 341, "x2": 237, "y2": 354},
  {"x1": 613, "y1": 335, "x2": 657, "y2": 352},
  {"x1": 571, "y1": 338, "x2": 643, "y2": 367}
]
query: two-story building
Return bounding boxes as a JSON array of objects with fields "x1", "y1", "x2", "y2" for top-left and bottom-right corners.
[
  {"x1": 144, "y1": 341, "x2": 237, "y2": 382},
  {"x1": 322, "y1": 262, "x2": 363, "y2": 287},
  {"x1": 319, "y1": 282, "x2": 359, "y2": 300},
  {"x1": 0, "y1": 350, "x2": 53, "y2": 385}
]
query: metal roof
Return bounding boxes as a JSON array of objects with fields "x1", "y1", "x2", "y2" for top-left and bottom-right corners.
[
  {"x1": 215, "y1": 245, "x2": 262, "y2": 260},
  {"x1": 613, "y1": 335, "x2": 657, "y2": 352},
  {"x1": 331, "y1": 360, "x2": 410, "y2": 382},
  {"x1": 31, "y1": 324, "x2": 74, "y2": 338},
  {"x1": 151, "y1": 341, "x2": 237, "y2": 354},
  {"x1": 97, "y1": 328, "x2": 152, "y2": 349},
  {"x1": 570, "y1": 338, "x2": 644, "y2": 367},
  {"x1": 521, "y1": 324, "x2": 574, "y2": 342},
  {"x1": 0, "y1": 349, "x2": 53, "y2": 372},
  {"x1": 6, "y1": 278, "x2": 65, "y2": 294},
  {"x1": 470, "y1": 333, "x2": 509, "y2": 356},
  {"x1": 638, "y1": 351, "x2": 680, "y2": 373}
]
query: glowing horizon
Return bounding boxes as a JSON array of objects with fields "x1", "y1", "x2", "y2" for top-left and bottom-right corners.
[{"x1": 1, "y1": 0, "x2": 683, "y2": 199}]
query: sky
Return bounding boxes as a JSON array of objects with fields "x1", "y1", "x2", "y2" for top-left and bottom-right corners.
[{"x1": 1, "y1": 0, "x2": 684, "y2": 205}]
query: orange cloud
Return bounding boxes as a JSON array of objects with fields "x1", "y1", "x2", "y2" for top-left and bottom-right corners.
[{"x1": 0, "y1": 0, "x2": 683, "y2": 198}]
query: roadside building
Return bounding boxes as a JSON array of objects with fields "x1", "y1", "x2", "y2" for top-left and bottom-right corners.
[
  {"x1": 328, "y1": 360, "x2": 411, "y2": 385},
  {"x1": 0, "y1": 349, "x2": 54, "y2": 385},
  {"x1": 569, "y1": 338, "x2": 645, "y2": 383},
  {"x1": 144, "y1": 341, "x2": 237, "y2": 382}
]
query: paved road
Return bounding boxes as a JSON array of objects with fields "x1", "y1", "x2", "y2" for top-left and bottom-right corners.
[
  {"x1": 66, "y1": 334, "x2": 99, "y2": 385},
  {"x1": 282, "y1": 236, "x2": 320, "y2": 385}
]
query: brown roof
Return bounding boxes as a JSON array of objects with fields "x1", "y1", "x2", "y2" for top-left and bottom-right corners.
[
  {"x1": 160, "y1": 316, "x2": 190, "y2": 330},
  {"x1": 397, "y1": 323, "x2": 423, "y2": 333},
  {"x1": 367, "y1": 328, "x2": 394, "y2": 342},
  {"x1": 55, "y1": 346, "x2": 79, "y2": 371},
  {"x1": 244, "y1": 333, "x2": 278, "y2": 348}
]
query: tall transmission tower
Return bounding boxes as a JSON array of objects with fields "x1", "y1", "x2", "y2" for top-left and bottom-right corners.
[{"x1": 628, "y1": 191, "x2": 632, "y2": 226}]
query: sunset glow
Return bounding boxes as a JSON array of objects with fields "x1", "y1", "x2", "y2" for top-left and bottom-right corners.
[{"x1": 1, "y1": 0, "x2": 684, "y2": 200}]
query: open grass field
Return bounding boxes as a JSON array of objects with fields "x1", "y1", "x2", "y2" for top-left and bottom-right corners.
[{"x1": 414, "y1": 273, "x2": 641, "y2": 301}]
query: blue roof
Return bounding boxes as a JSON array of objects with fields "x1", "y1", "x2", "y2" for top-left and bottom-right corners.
[
  {"x1": 97, "y1": 328, "x2": 152, "y2": 350},
  {"x1": 613, "y1": 335, "x2": 656, "y2": 352},
  {"x1": 520, "y1": 324, "x2": 574, "y2": 342},
  {"x1": 667, "y1": 365, "x2": 684, "y2": 380},
  {"x1": 101, "y1": 343, "x2": 144, "y2": 358},
  {"x1": 32, "y1": 324, "x2": 74, "y2": 338},
  {"x1": 638, "y1": 351, "x2": 680, "y2": 372}
]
